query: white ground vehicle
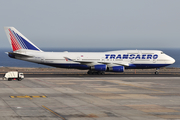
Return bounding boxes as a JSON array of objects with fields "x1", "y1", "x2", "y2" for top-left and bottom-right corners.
[{"x1": 3, "y1": 71, "x2": 24, "y2": 81}]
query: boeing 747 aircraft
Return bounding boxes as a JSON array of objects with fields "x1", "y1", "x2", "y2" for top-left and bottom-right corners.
[{"x1": 4, "y1": 27, "x2": 175, "y2": 74}]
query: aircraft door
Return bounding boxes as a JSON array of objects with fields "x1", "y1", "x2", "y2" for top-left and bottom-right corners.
[{"x1": 101, "y1": 57, "x2": 105, "y2": 62}]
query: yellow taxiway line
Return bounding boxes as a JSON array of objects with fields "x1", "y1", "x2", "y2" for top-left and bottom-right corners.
[{"x1": 10, "y1": 95, "x2": 47, "y2": 99}]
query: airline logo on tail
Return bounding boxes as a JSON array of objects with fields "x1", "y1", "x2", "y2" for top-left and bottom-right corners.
[
  {"x1": 4, "y1": 27, "x2": 41, "y2": 51},
  {"x1": 8, "y1": 29, "x2": 22, "y2": 51}
]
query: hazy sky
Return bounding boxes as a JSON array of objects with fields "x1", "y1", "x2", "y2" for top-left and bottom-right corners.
[{"x1": 0, "y1": 0, "x2": 180, "y2": 49}]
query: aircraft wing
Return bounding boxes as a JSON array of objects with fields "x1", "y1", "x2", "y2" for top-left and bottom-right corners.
[
  {"x1": 98, "y1": 61, "x2": 129, "y2": 66},
  {"x1": 64, "y1": 57, "x2": 93, "y2": 64},
  {"x1": 64, "y1": 57, "x2": 129, "y2": 66}
]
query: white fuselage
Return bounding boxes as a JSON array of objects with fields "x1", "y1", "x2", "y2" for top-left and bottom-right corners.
[
  {"x1": 11, "y1": 49, "x2": 175, "y2": 70},
  {"x1": 5, "y1": 27, "x2": 176, "y2": 73}
]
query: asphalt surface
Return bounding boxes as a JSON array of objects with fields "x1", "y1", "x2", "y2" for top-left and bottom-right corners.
[
  {"x1": 1, "y1": 67, "x2": 180, "y2": 77},
  {"x1": 23, "y1": 73, "x2": 180, "y2": 77},
  {"x1": 1, "y1": 71, "x2": 180, "y2": 78},
  {"x1": 1, "y1": 69, "x2": 180, "y2": 78},
  {"x1": 0, "y1": 76, "x2": 180, "y2": 120},
  {"x1": 1, "y1": 73, "x2": 180, "y2": 78}
]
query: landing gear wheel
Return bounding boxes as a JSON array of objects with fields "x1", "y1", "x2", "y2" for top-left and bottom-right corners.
[
  {"x1": 155, "y1": 71, "x2": 159, "y2": 75},
  {"x1": 87, "y1": 71, "x2": 105, "y2": 75},
  {"x1": 155, "y1": 68, "x2": 160, "y2": 75},
  {"x1": 97, "y1": 71, "x2": 100, "y2": 75},
  {"x1": 87, "y1": 71, "x2": 92, "y2": 75},
  {"x1": 101, "y1": 72, "x2": 105, "y2": 75},
  {"x1": 92, "y1": 72, "x2": 96, "y2": 75},
  {"x1": 99, "y1": 71, "x2": 105, "y2": 75}
]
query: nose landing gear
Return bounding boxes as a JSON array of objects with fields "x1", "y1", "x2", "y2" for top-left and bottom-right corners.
[{"x1": 155, "y1": 68, "x2": 159, "y2": 75}]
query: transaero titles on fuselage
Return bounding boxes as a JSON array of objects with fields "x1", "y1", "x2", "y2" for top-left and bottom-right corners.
[{"x1": 105, "y1": 54, "x2": 158, "y2": 59}]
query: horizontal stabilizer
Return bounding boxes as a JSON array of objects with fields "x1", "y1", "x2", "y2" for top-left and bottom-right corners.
[{"x1": 8, "y1": 52, "x2": 33, "y2": 58}]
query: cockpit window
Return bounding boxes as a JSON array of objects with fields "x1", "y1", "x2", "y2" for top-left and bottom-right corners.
[{"x1": 161, "y1": 52, "x2": 164, "y2": 54}]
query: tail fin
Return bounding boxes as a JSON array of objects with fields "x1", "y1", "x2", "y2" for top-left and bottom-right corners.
[{"x1": 4, "y1": 27, "x2": 42, "y2": 51}]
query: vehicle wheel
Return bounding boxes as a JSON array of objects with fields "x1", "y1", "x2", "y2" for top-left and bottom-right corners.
[
  {"x1": 8, "y1": 78, "x2": 12, "y2": 81},
  {"x1": 18, "y1": 79, "x2": 22, "y2": 81}
]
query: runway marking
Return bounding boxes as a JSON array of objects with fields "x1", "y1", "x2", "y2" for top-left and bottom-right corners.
[
  {"x1": 10, "y1": 95, "x2": 47, "y2": 99},
  {"x1": 42, "y1": 105, "x2": 66, "y2": 120}
]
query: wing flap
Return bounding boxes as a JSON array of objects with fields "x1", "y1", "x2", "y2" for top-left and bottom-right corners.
[
  {"x1": 98, "y1": 62, "x2": 129, "y2": 66},
  {"x1": 64, "y1": 57, "x2": 93, "y2": 64}
]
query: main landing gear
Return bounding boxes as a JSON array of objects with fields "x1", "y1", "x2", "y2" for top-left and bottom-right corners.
[
  {"x1": 87, "y1": 70, "x2": 105, "y2": 75},
  {"x1": 155, "y1": 68, "x2": 159, "y2": 75}
]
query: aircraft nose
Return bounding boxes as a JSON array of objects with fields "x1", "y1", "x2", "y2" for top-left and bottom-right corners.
[{"x1": 169, "y1": 57, "x2": 175, "y2": 64}]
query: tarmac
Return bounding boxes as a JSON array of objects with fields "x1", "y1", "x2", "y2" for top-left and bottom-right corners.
[
  {"x1": 0, "y1": 74, "x2": 180, "y2": 119},
  {"x1": 1, "y1": 67, "x2": 180, "y2": 77}
]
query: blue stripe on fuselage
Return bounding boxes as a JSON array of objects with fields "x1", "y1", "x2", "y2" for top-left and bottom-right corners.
[
  {"x1": 41, "y1": 63, "x2": 90, "y2": 70},
  {"x1": 40, "y1": 63, "x2": 170, "y2": 70},
  {"x1": 126, "y1": 64, "x2": 171, "y2": 69}
]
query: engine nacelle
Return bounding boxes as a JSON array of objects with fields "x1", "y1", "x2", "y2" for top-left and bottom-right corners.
[
  {"x1": 91, "y1": 64, "x2": 107, "y2": 71},
  {"x1": 108, "y1": 66, "x2": 124, "y2": 72}
]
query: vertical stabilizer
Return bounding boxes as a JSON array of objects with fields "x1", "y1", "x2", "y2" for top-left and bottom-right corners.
[{"x1": 4, "y1": 27, "x2": 42, "y2": 51}]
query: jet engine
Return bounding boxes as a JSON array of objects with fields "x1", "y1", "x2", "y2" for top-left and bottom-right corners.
[
  {"x1": 108, "y1": 66, "x2": 124, "y2": 72},
  {"x1": 91, "y1": 64, "x2": 107, "y2": 71}
]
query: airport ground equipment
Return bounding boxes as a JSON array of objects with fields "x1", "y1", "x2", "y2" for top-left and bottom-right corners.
[{"x1": 3, "y1": 71, "x2": 24, "y2": 81}]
